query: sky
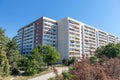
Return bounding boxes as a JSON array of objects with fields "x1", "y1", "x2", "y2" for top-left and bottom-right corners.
[{"x1": 0, "y1": 0, "x2": 120, "y2": 39}]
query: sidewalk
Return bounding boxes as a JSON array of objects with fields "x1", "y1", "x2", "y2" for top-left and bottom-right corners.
[{"x1": 28, "y1": 67, "x2": 68, "y2": 80}]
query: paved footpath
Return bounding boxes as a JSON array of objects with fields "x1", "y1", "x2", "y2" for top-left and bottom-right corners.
[{"x1": 28, "y1": 67, "x2": 68, "y2": 80}]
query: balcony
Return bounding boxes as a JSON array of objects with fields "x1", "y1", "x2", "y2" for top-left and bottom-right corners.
[
  {"x1": 70, "y1": 24, "x2": 80, "y2": 29},
  {"x1": 69, "y1": 51, "x2": 74, "y2": 55}
]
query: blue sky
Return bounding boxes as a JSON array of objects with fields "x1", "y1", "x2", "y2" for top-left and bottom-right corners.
[{"x1": 0, "y1": 0, "x2": 120, "y2": 38}]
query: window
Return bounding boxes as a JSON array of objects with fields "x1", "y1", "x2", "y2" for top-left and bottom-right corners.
[{"x1": 36, "y1": 41, "x2": 38, "y2": 43}]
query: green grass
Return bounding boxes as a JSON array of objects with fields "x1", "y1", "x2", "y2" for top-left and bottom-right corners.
[{"x1": 4, "y1": 69, "x2": 53, "y2": 80}]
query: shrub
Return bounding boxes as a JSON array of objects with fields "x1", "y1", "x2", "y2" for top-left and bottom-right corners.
[
  {"x1": 90, "y1": 56, "x2": 99, "y2": 63},
  {"x1": 48, "y1": 77, "x2": 54, "y2": 80},
  {"x1": 62, "y1": 57, "x2": 76, "y2": 66},
  {"x1": 11, "y1": 68, "x2": 20, "y2": 75},
  {"x1": 62, "y1": 72, "x2": 73, "y2": 80},
  {"x1": 70, "y1": 57, "x2": 120, "y2": 80}
]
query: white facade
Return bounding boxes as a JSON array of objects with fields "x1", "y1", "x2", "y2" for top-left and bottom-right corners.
[
  {"x1": 82, "y1": 25, "x2": 97, "y2": 57},
  {"x1": 17, "y1": 16, "x2": 119, "y2": 59},
  {"x1": 97, "y1": 30, "x2": 108, "y2": 47},
  {"x1": 57, "y1": 17, "x2": 119, "y2": 59}
]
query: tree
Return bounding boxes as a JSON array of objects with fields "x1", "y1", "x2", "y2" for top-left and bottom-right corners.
[
  {"x1": 0, "y1": 28, "x2": 10, "y2": 79},
  {"x1": 95, "y1": 46, "x2": 105, "y2": 58},
  {"x1": 30, "y1": 45, "x2": 45, "y2": 69},
  {"x1": 62, "y1": 57, "x2": 76, "y2": 66},
  {"x1": 62, "y1": 58, "x2": 70, "y2": 66},
  {"x1": 0, "y1": 47, "x2": 10, "y2": 79},
  {"x1": 20, "y1": 45, "x2": 44, "y2": 75},
  {"x1": 20, "y1": 45, "x2": 60, "y2": 75},
  {"x1": 31, "y1": 45, "x2": 60, "y2": 66},
  {"x1": 31, "y1": 45, "x2": 46, "y2": 68},
  {"x1": 24, "y1": 58, "x2": 40, "y2": 75},
  {"x1": 42, "y1": 45, "x2": 60, "y2": 65},
  {"x1": 6, "y1": 39, "x2": 21, "y2": 75},
  {"x1": 96, "y1": 43, "x2": 120, "y2": 58}
]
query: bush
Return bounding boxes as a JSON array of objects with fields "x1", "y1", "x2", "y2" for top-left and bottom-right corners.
[
  {"x1": 62, "y1": 59, "x2": 70, "y2": 66},
  {"x1": 70, "y1": 57, "x2": 120, "y2": 80},
  {"x1": 11, "y1": 68, "x2": 20, "y2": 75},
  {"x1": 62, "y1": 57, "x2": 76, "y2": 66},
  {"x1": 23, "y1": 59, "x2": 39, "y2": 76},
  {"x1": 62, "y1": 72, "x2": 73, "y2": 80},
  {"x1": 48, "y1": 77, "x2": 54, "y2": 80},
  {"x1": 90, "y1": 56, "x2": 99, "y2": 63}
]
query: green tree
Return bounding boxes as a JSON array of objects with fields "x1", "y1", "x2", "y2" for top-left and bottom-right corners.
[
  {"x1": 90, "y1": 56, "x2": 98, "y2": 63},
  {"x1": 20, "y1": 45, "x2": 60, "y2": 75},
  {"x1": 18, "y1": 56, "x2": 28, "y2": 71},
  {"x1": 20, "y1": 45, "x2": 44, "y2": 75},
  {"x1": 6, "y1": 39, "x2": 21, "y2": 75},
  {"x1": 0, "y1": 28, "x2": 10, "y2": 79},
  {"x1": 0, "y1": 50, "x2": 10, "y2": 79},
  {"x1": 62, "y1": 72, "x2": 73, "y2": 80},
  {"x1": 31, "y1": 45, "x2": 46, "y2": 67},
  {"x1": 95, "y1": 46, "x2": 105, "y2": 58},
  {"x1": 96, "y1": 43, "x2": 120, "y2": 58},
  {"x1": 116, "y1": 43, "x2": 120, "y2": 58},
  {"x1": 62, "y1": 57, "x2": 76, "y2": 66},
  {"x1": 24, "y1": 58, "x2": 39, "y2": 75},
  {"x1": 62, "y1": 58, "x2": 70, "y2": 66},
  {"x1": 42, "y1": 45, "x2": 60, "y2": 65},
  {"x1": 31, "y1": 45, "x2": 43, "y2": 54}
]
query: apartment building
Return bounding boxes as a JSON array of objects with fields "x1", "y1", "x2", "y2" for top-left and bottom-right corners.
[
  {"x1": 17, "y1": 17, "x2": 57, "y2": 54},
  {"x1": 16, "y1": 16, "x2": 119, "y2": 59},
  {"x1": 108, "y1": 34, "x2": 117, "y2": 43},
  {"x1": 97, "y1": 30, "x2": 108, "y2": 47},
  {"x1": 81, "y1": 25, "x2": 97, "y2": 58},
  {"x1": 57, "y1": 17, "x2": 82, "y2": 60}
]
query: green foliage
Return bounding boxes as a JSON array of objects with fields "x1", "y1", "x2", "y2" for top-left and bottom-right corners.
[
  {"x1": 70, "y1": 57, "x2": 76, "y2": 64},
  {"x1": 31, "y1": 45, "x2": 60, "y2": 65},
  {"x1": 6, "y1": 40, "x2": 21, "y2": 75},
  {"x1": 48, "y1": 77, "x2": 54, "y2": 80},
  {"x1": 62, "y1": 72, "x2": 73, "y2": 80},
  {"x1": 90, "y1": 56, "x2": 98, "y2": 63},
  {"x1": 25, "y1": 59, "x2": 39, "y2": 75},
  {"x1": 31, "y1": 45, "x2": 45, "y2": 67},
  {"x1": 11, "y1": 68, "x2": 19, "y2": 75},
  {"x1": 0, "y1": 28, "x2": 10, "y2": 78},
  {"x1": 42, "y1": 45, "x2": 60, "y2": 65},
  {"x1": 62, "y1": 58, "x2": 70, "y2": 66},
  {"x1": 18, "y1": 56, "x2": 28, "y2": 70},
  {"x1": 96, "y1": 43, "x2": 120, "y2": 58},
  {"x1": 20, "y1": 45, "x2": 60, "y2": 75},
  {"x1": 31, "y1": 45, "x2": 43, "y2": 54},
  {"x1": 0, "y1": 51, "x2": 10, "y2": 78},
  {"x1": 0, "y1": 27, "x2": 60, "y2": 76},
  {"x1": 62, "y1": 57, "x2": 76, "y2": 66},
  {"x1": 20, "y1": 56, "x2": 40, "y2": 75}
]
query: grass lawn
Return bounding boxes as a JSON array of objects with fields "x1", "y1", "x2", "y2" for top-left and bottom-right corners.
[{"x1": 4, "y1": 69, "x2": 53, "y2": 80}]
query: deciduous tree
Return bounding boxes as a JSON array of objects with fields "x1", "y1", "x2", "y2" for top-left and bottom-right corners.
[
  {"x1": 42, "y1": 45, "x2": 60, "y2": 65},
  {"x1": 96, "y1": 43, "x2": 120, "y2": 58},
  {"x1": 6, "y1": 39, "x2": 21, "y2": 75},
  {"x1": 0, "y1": 28, "x2": 10, "y2": 79}
]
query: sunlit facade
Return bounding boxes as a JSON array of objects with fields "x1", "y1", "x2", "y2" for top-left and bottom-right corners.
[{"x1": 17, "y1": 16, "x2": 119, "y2": 59}]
